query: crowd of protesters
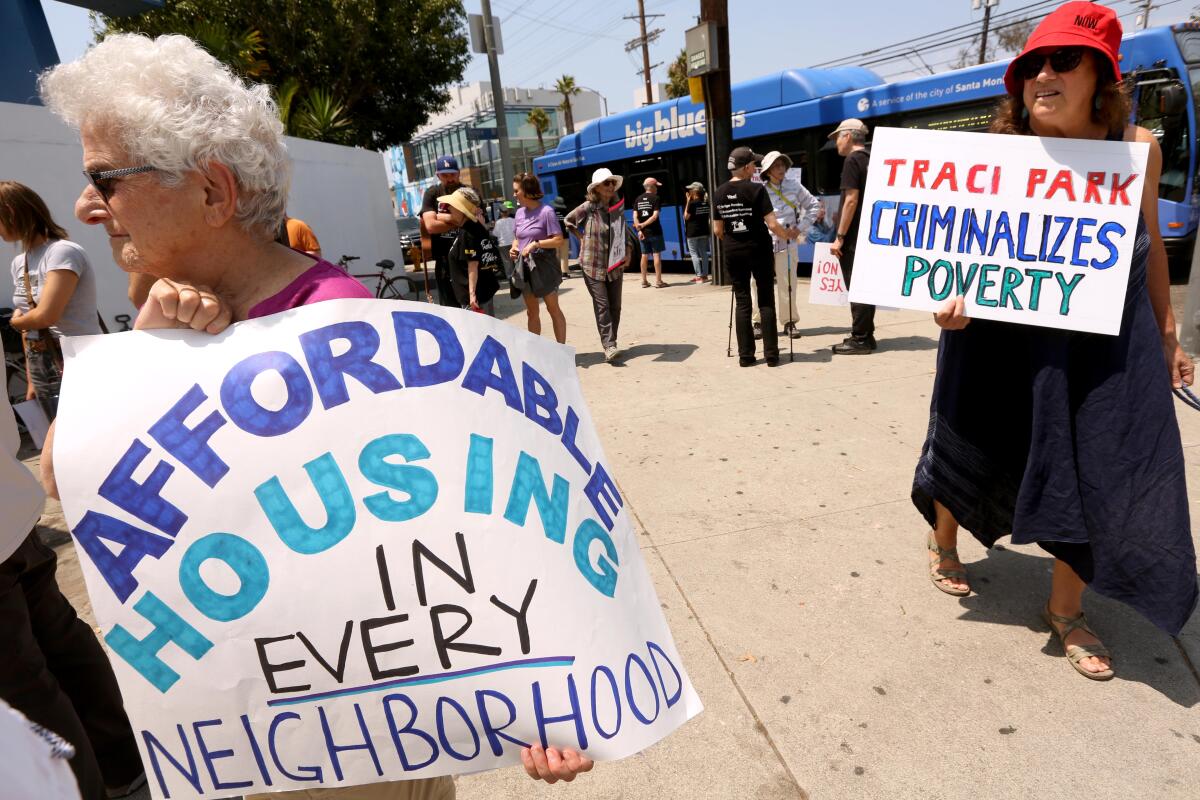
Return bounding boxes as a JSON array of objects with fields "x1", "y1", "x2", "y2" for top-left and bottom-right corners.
[{"x1": 1, "y1": 4, "x2": 1199, "y2": 799}]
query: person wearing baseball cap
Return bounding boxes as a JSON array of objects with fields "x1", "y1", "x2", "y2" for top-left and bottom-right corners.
[
  {"x1": 913, "y1": 0, "x2": 1197, "y2": 683},
  {"x1": 419, "y1": 154, "x2": 464, "y2": 307},
  {"x1": 712, "y1": 146, "x2": 795, "y2": 367},
  {"x1": 633, "y1": 176, "x2": 666, "y2": 287},
  {"x1": 683, "y1": 181, "x2": 711, "y2": 283},
  {"x1": 827, "y1": 118, "x2": 875, "y2": 355}
]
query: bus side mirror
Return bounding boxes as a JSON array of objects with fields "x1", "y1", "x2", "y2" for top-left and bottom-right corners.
[{"x1": 1159, "y1": 83, "x2": 1187, "y2": 117}]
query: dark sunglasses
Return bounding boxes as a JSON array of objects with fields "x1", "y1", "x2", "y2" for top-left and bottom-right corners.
[
  {"x1": 602, "y1": 179, "x2": 618, "y2": 186},
  {"x1": 1014, "y1": 47, "x2": 1086, "y2": 82},
  {"x1": 83, "y1": 165, "x2": 157, "y2": 203}
]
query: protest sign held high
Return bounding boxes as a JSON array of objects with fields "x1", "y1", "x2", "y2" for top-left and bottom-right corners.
[
  {"x1": 847, "y1": 127, "x2": 1148, "y2": 335},
  {"x1": 53, "y1": 300, "x2": 702, "y2": 799}
]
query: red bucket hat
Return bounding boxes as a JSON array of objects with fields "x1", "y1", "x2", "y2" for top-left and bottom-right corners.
[{"x1": 1002, "y1": 1, "x2": 1122, "y2": 96}]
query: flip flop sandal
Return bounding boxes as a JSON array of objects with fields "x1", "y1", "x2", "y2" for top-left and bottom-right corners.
[
  {"x1": 655, "y1": 282, "x2": 668, "y2": 288},
  {"x1": 927, "y1": 530, "x2": 970, "y2": 596},
  {"x1": 641, "y1": 281, "x2": 651, "y2": 288},
  {"x1": 1041, "y1": 605, "x2": 1114, "y2": 681}
]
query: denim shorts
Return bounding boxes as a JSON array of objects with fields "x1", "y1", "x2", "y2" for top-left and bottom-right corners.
[{"x1": 641, "y1": 233, "x2": 666, "y2": 254}]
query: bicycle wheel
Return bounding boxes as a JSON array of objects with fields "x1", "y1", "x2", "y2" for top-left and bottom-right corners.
[{"x1": 379, "y1": 277, "x2": 408, "y2": 298}]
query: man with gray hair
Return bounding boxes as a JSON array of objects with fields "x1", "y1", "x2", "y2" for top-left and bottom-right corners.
[{"x1": 829, "y1": 118, "x2": 876, "y2": 355}]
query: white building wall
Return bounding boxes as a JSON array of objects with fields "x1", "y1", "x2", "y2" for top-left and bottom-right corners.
[{"x1": 0, "y1": 101, "x2": 399, "y2": 329}]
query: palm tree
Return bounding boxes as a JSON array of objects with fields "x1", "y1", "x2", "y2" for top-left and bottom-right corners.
[
  {"x1": 555, "y1": 75, "x2": 581, "y2": 135},
  {"x1": 526, "y1": 107, "x2": 552, "y2": 154}
]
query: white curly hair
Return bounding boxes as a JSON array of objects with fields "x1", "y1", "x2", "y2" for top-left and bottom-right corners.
[{"x1": 40, "y1": 34, "x2": 291, "y2": 238}]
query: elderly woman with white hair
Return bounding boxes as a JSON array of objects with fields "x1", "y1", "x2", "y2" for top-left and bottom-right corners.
[{"x1": 38, "y1": 33, "x2": 593, "y2": 799}]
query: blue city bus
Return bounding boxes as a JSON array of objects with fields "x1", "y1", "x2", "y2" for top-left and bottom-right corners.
[{"x1": 534, "y1": 24, "x2": 1200, "y2": 274}]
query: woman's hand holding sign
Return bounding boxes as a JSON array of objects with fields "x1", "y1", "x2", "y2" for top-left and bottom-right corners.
[
  {"x1": 934, "y1": 295, "x2": 971, "y2": 330},
  {"x1": 135, "y1": 278, "x2": 233, "y2": 334},
  {"x1": 521, "y1": 744, "x2": 595, "y2": 783}
]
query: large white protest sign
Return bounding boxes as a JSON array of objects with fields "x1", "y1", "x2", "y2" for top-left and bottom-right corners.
[
  {"x1": 847, "y1": 127, "x2": 1148, "y2": 335},
  {"x1": 808, "y1": 243, "x2": 849, "y2": 307},
  {"x1": 54, "y1": 300, "x2": 702, "y2": 799}
]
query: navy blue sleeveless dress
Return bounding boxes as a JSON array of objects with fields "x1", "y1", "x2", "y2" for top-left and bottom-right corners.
[{"x1": 912, "y1": 214, "x2": 1198, "y2": 636}]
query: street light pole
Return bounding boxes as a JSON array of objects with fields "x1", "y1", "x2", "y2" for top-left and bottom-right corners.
[{"x1": 479, "y1": 0, "x2": 514, "y2": 200}]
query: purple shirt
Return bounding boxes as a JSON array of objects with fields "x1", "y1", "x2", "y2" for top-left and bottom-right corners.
[
  {"x1": 248, "y1": 260, "x2": 371, "y2": 319},
  {"x1": 513, "y1": 203, "x2": 561, "y2": 250}
]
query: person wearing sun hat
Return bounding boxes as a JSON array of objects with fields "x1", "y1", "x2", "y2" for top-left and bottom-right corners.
[
  {"x1": 759, "y1": 150, "x2": 819, "y2": 338},
  {"x1": 565, "y1": 167, "x2": 636, "y2": 362},
  {"x1": 912, "y1": 0, "x2": 1198, "y2": 682},
  {"x1": 439, "y1": 186, "x2": 502, "y2": 314}
]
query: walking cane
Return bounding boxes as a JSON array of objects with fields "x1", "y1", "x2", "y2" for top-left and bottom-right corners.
[
  {"x1": 785, "y1": 237, "x2": 795, "y2": 363},
  {"x1": 726, "y1": 280, "x2": 735, "y2": 358}
]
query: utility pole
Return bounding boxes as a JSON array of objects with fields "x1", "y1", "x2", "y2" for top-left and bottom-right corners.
[
  {"x1": 700, "y1": 0, "x2": 731, "y2": 285},
  {"x1": 479, "y1": 0, "x2": 514, "y2": 199},
  {"x1": 975, "y1": 0, "x2": 999, "y2": 65},
  {"x1": 1137, "y1": 0, "x2": 1154, "y2": 30},
  {"x1": 625, "y1": 0, "x2": 664, "y2": 105}
]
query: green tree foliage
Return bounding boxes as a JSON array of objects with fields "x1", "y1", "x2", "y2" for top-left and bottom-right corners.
[
  {"x1": 98, "y1": 0, "x2": 470, "y2": 149},
  {"x1": 526, "y1": 107, "x2": 551, "y2": 154},
  {"x1": 666, "y1": 49, "x2": 689, "y2": 99},
  {"x1": 555, "y1": 75, "x2": 581, "y2": 135}
]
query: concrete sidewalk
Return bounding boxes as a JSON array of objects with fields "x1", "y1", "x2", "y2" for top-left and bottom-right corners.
[{"x1": 39, "y1": 272, "x2": 1200, "y2": 799}]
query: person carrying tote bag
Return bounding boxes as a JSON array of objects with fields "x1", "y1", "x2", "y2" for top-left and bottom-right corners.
[
  {"x1": 509, "y1": 172, "x2": 567, "y2": 343},
  {"x1": 1, "y1": 181, "x2": 101, "y2": 421}
]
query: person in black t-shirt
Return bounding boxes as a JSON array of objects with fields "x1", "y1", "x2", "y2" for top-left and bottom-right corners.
[
  {"x1": 441, "y1": 186, "x2": 502, "y2": 315},
  {"x1": 419, "y1": 155, "x2": 465, "y2": 307},
  {"x1": 712, "y1": 147, "x2": 795, "y2": 367},
  {"x1": 683, "y1": 182, "x2": 711, "y2": 283},
  {"x1": 633, "y1": 177, "x2": 666, "y2": 288},
  {"x1": 827, "y1": 119, "x2": 876, "y2": 355}
]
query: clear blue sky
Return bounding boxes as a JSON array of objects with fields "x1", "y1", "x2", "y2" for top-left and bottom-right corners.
[{"x1": 41, "y1": 0, "x2": 1196, "y2": 119}]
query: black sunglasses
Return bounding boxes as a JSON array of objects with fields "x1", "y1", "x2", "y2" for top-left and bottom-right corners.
[
  {"x1": 1014, "y1": 47, "x2": 1086, "y2": 82},
  {"x1": 83, "y1": 165, "x2": 157, "y2": 203}
]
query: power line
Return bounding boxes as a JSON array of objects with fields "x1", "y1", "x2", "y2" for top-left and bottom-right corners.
[
  {"x1": 819, "y1": 0, "x2": 1150, "y2": 75},
  {"x1": 809, "y1": 0, "x2": 1065, "y2": 68}
]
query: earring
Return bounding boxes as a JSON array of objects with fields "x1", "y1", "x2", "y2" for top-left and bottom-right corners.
[
  {"x1": 1093, "y1": 95, "x2": 1102, "y2": 112},
  {"x1": 1020, "y1": 106, "x2": 1029, "y2": 120}
]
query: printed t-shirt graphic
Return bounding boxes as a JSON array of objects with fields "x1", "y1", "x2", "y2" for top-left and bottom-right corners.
[
  {"x1": 635, "y1": 192, "x2": 663, "y2": 236},
  {"x1": 712, "y1": 180, "x2": 773, "y2": 258}
]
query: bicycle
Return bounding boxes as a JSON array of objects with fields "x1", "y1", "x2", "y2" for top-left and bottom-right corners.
[{"x1": 338, "y1": 255, "x2": 429, "y2": 301}]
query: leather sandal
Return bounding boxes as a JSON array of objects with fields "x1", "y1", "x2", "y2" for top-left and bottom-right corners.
[
  {"x1": 927, "y1": 530, "x2": 970, "y2": 596},
  {"x1": 1041, "y1": 605, "x2": 1114, "y2": 681}
]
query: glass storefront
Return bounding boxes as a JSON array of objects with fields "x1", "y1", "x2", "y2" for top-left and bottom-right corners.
[{"x1": 409, "y1": 107, "x2": 563, "y2": 201}]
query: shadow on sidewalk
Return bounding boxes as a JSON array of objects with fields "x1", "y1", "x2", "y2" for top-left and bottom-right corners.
[
  {"x1": 952, "y1": 545, "x2": 1200, "y2": 707},
  {"x1": 875, "y1": 335, "x2": 938, "y2": 353},
  {"x1": 775, "y1": 348, "x2": 833, "y2": 364},
  {"x1": 793, "y1": 325, "x2": 850, "y2": 337},
  {"x1": 575, "y1": 342, "x2": 699, "y2": 368}
]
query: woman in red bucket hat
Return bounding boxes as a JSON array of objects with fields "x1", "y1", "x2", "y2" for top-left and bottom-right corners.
[{"x1": 911, "y1": 2, "x2": 1198, "y2": 681}]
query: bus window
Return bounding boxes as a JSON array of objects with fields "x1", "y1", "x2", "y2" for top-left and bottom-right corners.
[
  {"x1": 1137, "y1": 76, "x2": 1190, "y2": 203},
  {"x1": 900, "y1": 100, "x2": 997, "y2": 132}
]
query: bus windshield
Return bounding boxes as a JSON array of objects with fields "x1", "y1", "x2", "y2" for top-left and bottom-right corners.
[{"x1": 1135, "y1": 75, "x2": 1190, "y2": 202}]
